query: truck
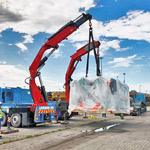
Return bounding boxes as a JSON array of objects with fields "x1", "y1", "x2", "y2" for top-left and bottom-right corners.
[
  {"x1": 47, "y1": 91, "x2": 66, "y2": 102},
  {"x1": 1, "y1": 13, "x2": 93, "y2": 127},
  {"x1": 0, "y1": 87, "x2": 57, "y2": 127},
  {"x1": 130, "y1": 94, "x2": 147, "y2": 116},
  {"x1": 0, "y1": 87, "x2": 33, "y2": 126}
]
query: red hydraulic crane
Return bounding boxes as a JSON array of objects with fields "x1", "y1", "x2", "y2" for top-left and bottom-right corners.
[{"x1": 28, "y1": 13, "x2": 92, "y2": 111}]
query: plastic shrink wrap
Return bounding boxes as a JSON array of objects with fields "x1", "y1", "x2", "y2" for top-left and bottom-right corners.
[{"x1": 68, "y1": 76, "x2": 130, "y2": 114}]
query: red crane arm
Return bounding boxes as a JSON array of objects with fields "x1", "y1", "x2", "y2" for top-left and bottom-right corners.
[
  {"x1": 65, "y1": 41, "x2": 100, "y2": 103},
  {"x1": 29, "y1": 13, "x2": 92, "y2": 111}
]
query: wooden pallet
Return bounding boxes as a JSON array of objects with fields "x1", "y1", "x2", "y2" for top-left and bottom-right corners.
[{"x1": 72, "y1": 109, "x2": 130, "y2": 114}]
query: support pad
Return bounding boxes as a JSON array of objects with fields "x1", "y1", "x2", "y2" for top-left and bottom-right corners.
[{"x1": 1, "y1": 128, "x2": 19, "y2": 134}]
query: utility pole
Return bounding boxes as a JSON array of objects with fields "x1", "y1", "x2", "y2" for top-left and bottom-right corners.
[
  {"x1": 3, "y1": 83, "x2": 5, "y2": 88},
  {"x1": 100, "y1": 57, "x2": 103, "y2": 75},
  {"x1": 123, "y1": 73, "x2": 126, "y2": 83},
  {"x1": 139, "y1": 85, "x2": 142, "y2": 93}
]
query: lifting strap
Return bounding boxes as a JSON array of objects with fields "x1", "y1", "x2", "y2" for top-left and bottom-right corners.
[{"x1": 85, "y1": 20, "x2": 101, "y2": 77}]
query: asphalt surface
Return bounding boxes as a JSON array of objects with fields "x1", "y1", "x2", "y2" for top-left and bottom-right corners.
[{"x1": 0, "y1": 109, "x2": 150, "y2": 150}]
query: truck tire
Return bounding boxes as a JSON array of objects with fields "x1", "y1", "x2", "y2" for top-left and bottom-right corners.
[
  {"x1": 11, "y1": 113, "x2": 22, "y2": 127},
  {"x1": 1, "y1": 112, "x2": 7, "y2": 126}
]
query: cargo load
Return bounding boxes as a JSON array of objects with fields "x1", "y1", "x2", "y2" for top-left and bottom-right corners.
[{"x1": 68, "y1": 76, "x2": 130, "y2": 114}]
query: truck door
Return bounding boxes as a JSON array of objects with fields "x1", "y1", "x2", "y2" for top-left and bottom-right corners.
[
  {"x1": 5, "y1": 89, "x2": 13, "y2": 103},
  {"x1": 2, "y1": 91, "x2": 5, "y2": 103}
]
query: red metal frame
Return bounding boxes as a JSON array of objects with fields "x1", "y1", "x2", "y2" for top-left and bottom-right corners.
[{"x1": 65, "y1": 41, "x2": 100, "y2": 103}]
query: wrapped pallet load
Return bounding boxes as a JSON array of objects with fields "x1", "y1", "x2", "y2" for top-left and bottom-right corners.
[{"x1": 68, "y1": 76, "x2": 130, "y2": 114}]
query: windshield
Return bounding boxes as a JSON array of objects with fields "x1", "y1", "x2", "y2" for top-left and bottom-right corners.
[{"x1": 132, "y1": 102, "x2": 141, "y2": 106}]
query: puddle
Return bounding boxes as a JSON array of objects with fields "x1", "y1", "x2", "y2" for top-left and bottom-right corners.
[
  {"x1": 81, "y1": 123, "x2": 120, "y2": 133},
  {"x1": 94, "y1": 123, "x2": 120, "y2": 132}
]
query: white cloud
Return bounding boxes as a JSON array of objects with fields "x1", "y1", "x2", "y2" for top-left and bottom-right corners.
[
  {"x1": 23, "y1": 34, "x2": 34, "y2": 43},
  {"x1": 69, "y1": 10, "x2": 150, "y2": 44},
  {"x1": 73, "y1": 42, "x2": 87, "y2": 50},
  {"x1": 135, "y1": 55, "x2": 145, "y2": 60},
  {"x1": 53, "y1": 49, "x2": 63, "y2": 58},
  {"x1": 0, "y1": 64, "x2": 63, "y2": 91},
  {"x1": 1, "y1": 1, "x2": 149, "y2": 53},
  {"x1": 0, "y1": 65, "x2": 28, "y2": 88},
  {"x1": 108, "y1": 54, "x2": 137, "y2": 68},
  {"x1": 100, "y1": 10, "x2": 150, "y2": 42},
  {"x1": 43, "y1": 79, "x2": 64, "y2": 91},
  {"x1": 16, "y1": 64, "x2": 23, "y2": 67},
  {"x1": 14, "y1": 34, "x2": 34, "y2": 52},
  {"x1": 128, "y1": 82, "x2": 150, "y2": 93},
  {"x1": 15, "y1": 42, "x2": 28, "y2": 52},
  {"x1": 0, "y1": 0, "x2": 95, "y2": 35},
  {"x1": 100, "y1": 40, "x2": 130, "y2": 55},
  {"x1": 0, "y1": 61, "x2": 7, "y2": 64},
  {"x1": 101, "y1": 40, "x2": 120, "y2": 51},
  {"x1": 15, "y1": 34, "x2": 34, "y2": 51}
]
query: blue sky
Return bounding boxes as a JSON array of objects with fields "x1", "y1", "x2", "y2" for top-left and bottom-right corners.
[{"x1": 0, "y1": 0, "x2": 150, "y2": 93}]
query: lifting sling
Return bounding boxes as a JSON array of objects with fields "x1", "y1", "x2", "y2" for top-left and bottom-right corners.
[{"x1": 85, "y1": 20, "x2": 101, "y2": 77}]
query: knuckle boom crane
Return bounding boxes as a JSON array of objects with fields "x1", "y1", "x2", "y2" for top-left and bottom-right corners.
[
  {"x1": 28, "y1": 13, "x2": 93, "y2": 124},
  {"x1": 6, "y1": 13, "x2": 93, "y2": 127}
]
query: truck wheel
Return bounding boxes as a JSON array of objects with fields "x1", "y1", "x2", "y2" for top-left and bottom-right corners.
[
  {"x1": 1, "y1": 112, "x2": 7, "y2": 126},
  {"x1": 11, "y1": 113, "x2": 22, "y2": 127}
]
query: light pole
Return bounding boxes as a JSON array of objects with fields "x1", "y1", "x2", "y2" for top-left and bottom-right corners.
[
  {"x1": 123, "y1": 73, "x2": 126, "y2": 83},
  {"x1": 100, "y1": 57, "x2": 103, "y2": 75},
  {"x1": 139, "y1": 85, "x2": 142, "y2": 93},
  {"x1": 3, "y1": 83, "x2": 5, "y2": 88},
  {"x1": 145, "y1": 90, "x2": 147, "y2": 96}
]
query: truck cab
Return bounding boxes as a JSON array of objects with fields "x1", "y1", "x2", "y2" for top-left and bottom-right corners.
[{"x1": 130, "y1": 94, "x2": 146, "y2": 116}]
